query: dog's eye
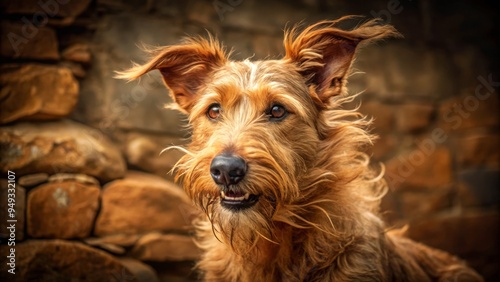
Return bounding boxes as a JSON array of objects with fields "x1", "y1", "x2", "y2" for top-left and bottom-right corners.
[
  {"x1": 267, "y1": 104, "x2": 287, "y2": 121},
  {"x1": 207, "y1": 104, "x2": 221, "y2": 120}
]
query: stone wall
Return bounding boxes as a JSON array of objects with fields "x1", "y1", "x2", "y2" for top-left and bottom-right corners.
[{"x1": 1, "y1": 0, "x2": 498, "y2": 281}]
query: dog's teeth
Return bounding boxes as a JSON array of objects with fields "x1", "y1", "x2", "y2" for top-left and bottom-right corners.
[
  {"x1": 221, "y1": 193, "x2": 247, "y2": 201},
  {"x1": 220, "y1": 191, "x2": 251, "y2": 201}
]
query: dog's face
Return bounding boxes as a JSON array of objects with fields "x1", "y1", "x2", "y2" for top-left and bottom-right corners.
[
  {"x1": 185, "y1": 60, "x2": 318, "y2": 211},
  {"x1": 117, "y1": 17, "x2": 399, "y2": 247},
  {"x1": 175, "y1": 60, "x2": 324, "y2": 246}
]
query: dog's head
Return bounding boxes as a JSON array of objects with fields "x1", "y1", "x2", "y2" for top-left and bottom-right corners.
[{"x1": 117, "y1": 16, "x2": 399, "y2": 249}]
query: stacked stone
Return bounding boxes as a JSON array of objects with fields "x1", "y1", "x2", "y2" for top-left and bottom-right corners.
[{"x1": 0, "y1": 1, "x2": 199, "y2": 281}]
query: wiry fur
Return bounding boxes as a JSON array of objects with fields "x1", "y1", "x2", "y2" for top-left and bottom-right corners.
[{"x1": 117, "y1": 16, "x2": 483, "y2": 282}]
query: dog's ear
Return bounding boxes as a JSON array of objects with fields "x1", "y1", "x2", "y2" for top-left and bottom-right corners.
[
  {"x1": 116, "y1": 36, "x2": 228, "y2": 113},
  {"x1": 284, "y1": 17, "x2": 401, "y2": 106}
]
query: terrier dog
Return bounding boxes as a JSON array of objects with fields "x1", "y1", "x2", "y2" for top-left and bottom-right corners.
[{"x1": 118, "y1": 16, "x2": 482, "y2": 282}]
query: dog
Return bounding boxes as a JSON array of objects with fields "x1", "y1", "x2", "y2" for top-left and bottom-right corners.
[{"x1": 117, "y1": 16, "x2": 483, "y2": 282}]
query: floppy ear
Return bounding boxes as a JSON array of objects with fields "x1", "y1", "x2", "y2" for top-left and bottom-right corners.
[
  {"x1": 284, "y1": 17, "x2": 401, "y2": 106},
  {"x1": 116, "y1": 36, "x2": 228, "y2": 113}
]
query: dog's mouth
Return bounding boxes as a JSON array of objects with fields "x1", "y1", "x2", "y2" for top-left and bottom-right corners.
[{"x1": 220, "y1": 190, "x2": 259, "y2": 211}]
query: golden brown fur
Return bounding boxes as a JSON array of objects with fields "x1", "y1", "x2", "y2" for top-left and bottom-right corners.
[{"x1": 117, "y1": 16, "x2": 483, "y2": 282}]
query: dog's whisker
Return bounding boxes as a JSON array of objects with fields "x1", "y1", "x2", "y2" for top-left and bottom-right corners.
[{"x1": 160, "y1": 145, "x2": 192, "y2": 156}]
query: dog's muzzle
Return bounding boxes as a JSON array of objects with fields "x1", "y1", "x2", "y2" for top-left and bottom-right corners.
[{"x1": 210, "y1": 154, "x2": 259, "y2": 211}]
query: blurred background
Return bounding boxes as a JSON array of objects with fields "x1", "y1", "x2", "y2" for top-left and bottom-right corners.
[{"x1": 1, "y1": 0, "x2": 498, "y2": 281}]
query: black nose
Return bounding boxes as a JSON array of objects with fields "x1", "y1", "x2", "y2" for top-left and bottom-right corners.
[{"x1": 210, "y1": 154, "x2": 247, "y2": 186}]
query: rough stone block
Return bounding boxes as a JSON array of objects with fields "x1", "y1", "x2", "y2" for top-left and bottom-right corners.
[
  {"x1": 385, "y1": 146, "x2": 452, "y2": 189},
  {"x1": 0, "y1": 240, "x2": 139, "y2": 282},
  {"x1": 95, "y1": 171, "x2": 196, "y2": 236},
  {"x1": 0, "y1": 22, "x2": 59, "y2": 60},
  {"x1": 0, "y1": 64, "x2": 78, "y2": 124},
  {"x1": 0, "y1": 119, "x2": 127, "y2": 183},
  {"x1": 27, "y1": 181, "x2": 100, "y2": 239}
]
